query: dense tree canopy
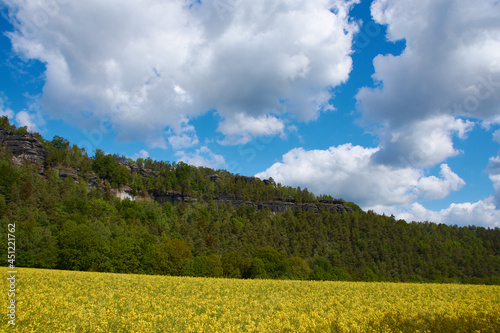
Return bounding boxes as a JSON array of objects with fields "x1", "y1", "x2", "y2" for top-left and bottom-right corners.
[{"x1": 0, "y1": 117, "x2": 499, "y2": 284}]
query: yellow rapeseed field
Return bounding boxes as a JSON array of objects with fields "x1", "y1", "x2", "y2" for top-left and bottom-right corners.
[{"x1": 1, "y1": 267, "x2": 499, "y2": 332}]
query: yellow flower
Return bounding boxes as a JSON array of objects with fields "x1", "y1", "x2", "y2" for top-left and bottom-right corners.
[{"x1": 1, "y1": 267, "x2": 499, "y2": 332}]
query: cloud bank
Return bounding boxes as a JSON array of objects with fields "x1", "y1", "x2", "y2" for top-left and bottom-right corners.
[
  {"x1": 4, "y1": 0, "x2": 500, "y2": 227},
  {"x1": 0, "y1": 98, "x2": 15, "y2": 120},
  {"x1": 176, "y1": 146, "x2": 226, "y2": 170},
  {"x1": 5, "y1": 0, "x2": 359, "y2": 146},
  {"x1": 258, "y1": 0, "x2": 500, "y2": 228},
  {"x1": 256, "y1": 144, "x2": 465, "y2": 207},
  {"x1": 393, "y1": 200, "x2": 500, "y2": 228},
  {"x1": 359, "y1": 0, "x2": 500, "y2": 167}
]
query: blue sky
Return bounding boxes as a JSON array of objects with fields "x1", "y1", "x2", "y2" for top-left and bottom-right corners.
[{"x1": 0, "y1": 0, "x2": 499, "y2": 227}]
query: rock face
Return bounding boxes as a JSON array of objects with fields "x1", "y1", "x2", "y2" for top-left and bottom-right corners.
[
  {"x1": 112, "y1": 185, "x2": 135, "y2": 201},
  {"x1": 263, "y1": 179, "x2": 273, "y2": 186},
  {"x1": 201, "y1": 194, "x2": 352, "y2": 214},
  {"x1": 0, "y1": 127, "x2": 353, "y2": 215},
  {"x1": 0, "y1": 128, "x2": 48, "y2": 165},
  {"x1": 57, "y1": 169, "x2": 79, "y2": 182},
  {"x1": 319, "y1": 199, "x2": 345, "y2": 205},
  {"x1": 235, "y1": 176, "x2": 273, "y2": 186},
  {"x1": 126, "y1": 163, "x2": 158, "y2": 178},
  {"x1": 152, "y1": 190, "x2": 186, "y2": 205},
  {"x1": 243, "y1": 200, "x2": 352, "y2": 214},
  {"x1": 143, "y1": 189, "x2": 353, "y2": 214},
  {"x1": 237, "y1": 176, "x2": 257, "y2": 184},
  {"x1": 0, "y1": 127, "x2": 355, "y2": 216},
  {"x1": 208, "y1": 174, "x2": 221, "y2": 182},
  {"x1": 85, "y1": 172, "x2": 101, "y2": 189}
]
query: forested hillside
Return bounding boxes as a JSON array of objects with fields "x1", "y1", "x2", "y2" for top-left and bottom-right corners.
[{"x1": 1, "y1": 116, "x2": 499, "y2": 284}]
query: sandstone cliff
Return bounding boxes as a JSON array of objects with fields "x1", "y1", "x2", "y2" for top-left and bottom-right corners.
[
  {"x1": 0, "y1": 128, "x2": 352, "y2": 215},
  {"x1": 0, "y1": 128, "x2": 48, "y2": 165}
]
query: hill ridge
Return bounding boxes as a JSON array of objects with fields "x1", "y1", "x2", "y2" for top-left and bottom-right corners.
[
  {"x1": 0, "y1": 116, "x2": 499, "y2": 284},
  {"x1": 0, "y1": 118, "x2": 353, "y2": 214}
]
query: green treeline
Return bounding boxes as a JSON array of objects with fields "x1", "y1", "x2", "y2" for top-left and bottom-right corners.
[{"x1": 0, "y1": 117, "x2": 499, "y2": 284}]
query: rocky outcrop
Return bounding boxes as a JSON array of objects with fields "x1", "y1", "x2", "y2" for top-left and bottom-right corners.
[
  {"x1": 208, "y1": 174, "x2": 221, "y2": 182},
  {"x1": 319, "y1": 199, "x2": 345, "y2": 205},
  {"x1": 123, "y1": 163, "x2": 158, "y2": 178},
  {"x1": 152, "y1": 190, "x2": 197, "y2": 204},
  {"x1": 263, "y1": 179, "x2": 273, "y2": 186},
  {"x1": 211, "y1": 194, "x2": 352, "y2": 214},
  {"x1": 256, "y1": 201, "x2": 295, "y2": 213},
  {"x1": 57, "y1": 169, "x2": 79, "y2": 182},
  {"x1": 136, "y1": 166, "x2": 158, "y2": 178},
  {"x1": 237, "y1": 176, "x2": 257, "y2": 184},
  {"x1": 0, "y1": 127, "x2": 354, "y2": 215},
  {"x1": 234, "y1": 176, "x2": 274, "y2": 186},
  {"x1": 0, "y1": 128, "x2": 48, "y2": 165},
  {"x1": 85, "y1": 172, "x2": 101, "y2": 188},
  {"x1": 105, "y1": 177, "x2": 352, "y2": 214},
  {"x1": 112, "y1": 185, "x2": 135, "y2": 200},
  {"x1": 254, "y1": 201, "x2": 351, "y2": 214}
]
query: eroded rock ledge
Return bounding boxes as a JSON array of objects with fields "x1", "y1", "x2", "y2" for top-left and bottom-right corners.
[
  {"x1": 0, "y1": 129, "x2": 352, "y2": 215},
  {"x1": 0, "y1": 128, "x2": 48, "y2": 165}
]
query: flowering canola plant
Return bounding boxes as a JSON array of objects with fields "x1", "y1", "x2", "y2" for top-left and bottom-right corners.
[{"x1": 1, "y1": 267, "x2": 499, "y2": 332}]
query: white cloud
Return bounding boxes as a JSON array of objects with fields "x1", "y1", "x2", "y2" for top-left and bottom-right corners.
[
  {"x1": 493, "y1": 129, "x2": 500, "y2": 144},
  {"x1": 373, "y1": 115, "x2": 474, "y2": 167},
  {"x1": 0, "y1": 98, "x2": 15, "y2": 120},
  {"x1": 5, "y1": 0, "x2": 359, "y2": 145},
  {"x1": 256, "y1": 143, "x2": 465, "y2": 208},
  {"x1": 176, "y1": 146, "x2": 226, "y2": 169},
  {"x1": 168, "y1": 133, "x2": 199, "y2": 150},
  {"x1": 357, "y1": 0, "x2": 500, "y2": 166},
  {"x1": 167, "y1": 118, "x2": 199, "y2": 150},
  {"x1": 217, "y1": 113, "x2": 285, "y2": 145},
  {"x1": 336, "y1": 0, "x2": 500, "y2": 227},
  {"x1": 0, "y1": 97, "x2": 44, "y2": 132},
  {"x1": 416, "y1": 164, "x2": 465, "y2": 200},
  {"x1": 386, "y1": 199, "x2": 500, "y2": 229},
  {"x1": 365, "y1": 0, "x2": 500, "y2": 121},
  {"x1": 15, "y1": 111, "x2": 38, "y2": 132},
  {"x1": 0, "y1": 109, "x2": 14, "y2": 120},
  {"x1": 131, "y1": 149, "x2": 149, "y2": 161},
  {"x1": 487, "y1": 155, "x2": 500, "y2": 208}
]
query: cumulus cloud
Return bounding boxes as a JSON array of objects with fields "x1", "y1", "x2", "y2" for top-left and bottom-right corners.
[
  {"x1": 390, "y1": 199, "x2": 500, "y2": 228},
  {"x1": 357, "y1": 0, "x2": 500, "y2": 167},
  {"x1": 176, "y1": 146, "x2": 226, "y2": 169},
  {"x1": 296, "y1": 0, "x2": 500, "y2": 227},
  {"x1": 167, "y1": 118, "x2": 199, "y2": 150},
  {"x1": 256, "y1": 143, "x2": 465, "y2": 208},
  {"x1": 363, "y1": 0, "x2": 500, "y2": 123},
  {"x1": 5, "y1": 0, "x2": 358, "y2": 146},
  {"x1": 15, "y1": 110, "x2": 39, "y2": 132},
  {"x1": 131, "y1": 149, "x2": 149, "y2": 161},
  {"x1": 217, "y1": 113, "x2": 285, "y2": 145},
  {"x1": 0, "y1": 109, "x2": 14, "y2": 119},
  {"x1": 0, "y1": 97, "x2": 43, "y2": 132},
  {"x1": 493, "y1": 129, "x2": 500, "y2": 144},
  {"x1": 487, "y1": 155, "x2": 500, "y2": 208},
  {"x1": 0, "y1": 98, "x2": 15, "y2": 120},
  {"x1": 373, "y1": 115, "x2": 474, "y2": 167},
  {"x1": 416, "y1": 164, "x2": 465, "y2": 200}
]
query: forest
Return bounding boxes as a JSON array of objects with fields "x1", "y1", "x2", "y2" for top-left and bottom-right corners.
[{"x1": 1, "y1": 116, "x2": 499, "y2": 284}]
